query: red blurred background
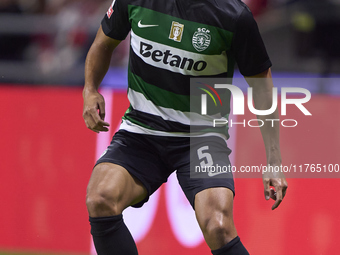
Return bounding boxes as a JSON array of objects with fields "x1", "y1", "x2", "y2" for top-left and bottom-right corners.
[{"x1": 0, "y1": 85, "x2": 339, "y2": 255}]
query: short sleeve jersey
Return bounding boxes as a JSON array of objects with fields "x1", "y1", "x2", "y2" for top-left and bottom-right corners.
[{"x1": 102, "y1": 0, "x2": 272, "y2": 138}]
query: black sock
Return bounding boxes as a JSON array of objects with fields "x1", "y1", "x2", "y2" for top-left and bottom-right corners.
[
  {"x1": 211, "y1": 236, "x2": 249, "y2": 255},
  {"x1": 89, "y1": 215, "x2": 138, "y2": 255}
]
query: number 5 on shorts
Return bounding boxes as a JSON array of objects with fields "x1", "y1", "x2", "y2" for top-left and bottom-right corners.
[{"x1": 197, "y1": 146, "x2": 213, "y2": 167}]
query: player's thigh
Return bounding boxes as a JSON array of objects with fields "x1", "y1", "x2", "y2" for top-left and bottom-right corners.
[
  {"x1": 86, "y1": 162, "x2": 148, "y2": 216},
  {"x1": 175, "y1": 135, "x2": 235, "y2": 208}
]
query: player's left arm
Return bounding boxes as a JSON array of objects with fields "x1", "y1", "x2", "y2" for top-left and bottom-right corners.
[{"x1": 245, "y1": 68, "x2": 288, "y2": 210}]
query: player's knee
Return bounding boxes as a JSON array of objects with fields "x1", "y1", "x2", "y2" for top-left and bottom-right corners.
[
  {"x1": 86, "y1": 186, "x2": 122, "y2": 217},
  {"x1": 200, "y1": 212, "x2": 236, "y2": 241}
]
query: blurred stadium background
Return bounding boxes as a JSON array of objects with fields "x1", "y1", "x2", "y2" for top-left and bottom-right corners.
[{"x1": 1, "y1": 0, "x2": 340, "y2": 254}]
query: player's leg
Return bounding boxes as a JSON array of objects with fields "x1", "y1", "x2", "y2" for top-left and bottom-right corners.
[
  {"x1": 195, "y1": 187, "x2": 249, "y2": 255},
  {"x1": 86, "y1": 162, "x2": 147, "y2": 255},
  {"x1": 86, "y1": 130, "x2": 170, "y2": 255},
  {"x1": 86, "y1": 162, "x2": 147, "y2": 217},
  {"x1": 194, "y1": 187, "x2": 236, "y2": 249},
  {"x1": 175, "y1": 135, "x2": 249, "y2": 255}
]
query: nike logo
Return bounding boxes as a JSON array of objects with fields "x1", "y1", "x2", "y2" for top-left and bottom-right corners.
[
  {"x1": 208, "y1": 171, "x2": 226, "y2": 177},
  {"x1": 138, "y1": 20, "x2": 159, "y2": 28}
]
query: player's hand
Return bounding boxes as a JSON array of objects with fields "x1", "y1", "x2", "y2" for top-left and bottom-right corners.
[
  {"x1": 262, "y1": 167, "x2": 288, "y2": 210},
  {"x1": 82, "y1": 90, "x2": 110, "y2": 133}
]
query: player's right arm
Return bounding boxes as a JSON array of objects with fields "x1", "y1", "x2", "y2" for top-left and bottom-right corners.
[{"x1": 82, "y1": 26, "x2": 121, "y2": 133}]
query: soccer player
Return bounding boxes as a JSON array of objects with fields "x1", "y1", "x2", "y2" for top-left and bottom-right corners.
[{"x1": 83, "y1": 0, "x2": 288, "y2": 254}]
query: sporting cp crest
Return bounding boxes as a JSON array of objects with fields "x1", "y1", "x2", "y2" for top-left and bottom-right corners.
[{"x1": 192, "y1": 28, "x2": 211, "y2": 52}]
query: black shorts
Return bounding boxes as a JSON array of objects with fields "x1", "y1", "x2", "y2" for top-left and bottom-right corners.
[{"x1": 95, "y1": 130, "x2": 234, "y2": 209}]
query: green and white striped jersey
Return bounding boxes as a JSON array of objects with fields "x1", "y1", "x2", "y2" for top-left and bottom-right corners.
[{"x1": 102, "y1": 0, "x2": 271, "y2": 138}]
